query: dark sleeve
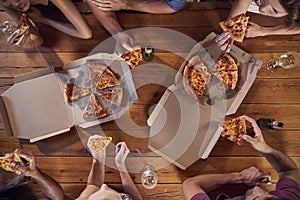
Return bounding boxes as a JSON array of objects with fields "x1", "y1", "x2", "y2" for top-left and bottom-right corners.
[
  {"x1": 190, "y1": 193, "x2": 211, "y2": 200},
  {"x1": 269, "y1": 178, "x2": 300, "y2": 199}
]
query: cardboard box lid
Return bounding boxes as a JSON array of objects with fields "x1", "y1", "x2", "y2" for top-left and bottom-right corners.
[
  {"x1": 148, "y1": 85, "x2": 224, "y2": 170},
  {"x1": 0, "y1": 67, "x2": 71, "y2": 142}
]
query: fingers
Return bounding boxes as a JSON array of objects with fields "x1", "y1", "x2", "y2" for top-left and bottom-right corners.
[
  {"x1": 14, "y1": 149, "x2": 32, "y2": 162},
  {"x1": 215, "y1": 32, "x2": 233, "y2": 52},
  {"x1": 92, "y1": 0, "x2": 113, "y2": 11},
  {"x1": 242, "y1": 134, "x2": 255, "y2": 144}
]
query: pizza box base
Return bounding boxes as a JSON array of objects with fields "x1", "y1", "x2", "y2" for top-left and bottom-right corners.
[
  {"x1": 175, "y1": 32, "x2": 262, "y2": 116},
  {"x1": 147, "y1": 85, "x2": 224, "y2": 170},
  {"x1": 146, "y1": 33, "x2": 262, "y2": 169},
  {"x1": 0, "y1": 53, "x2": 137, "y2": 143}
]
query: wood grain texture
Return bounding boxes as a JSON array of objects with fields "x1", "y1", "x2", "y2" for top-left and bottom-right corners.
[{"x1": 0, "y1": 2, "x2": 299, "y2": 199}]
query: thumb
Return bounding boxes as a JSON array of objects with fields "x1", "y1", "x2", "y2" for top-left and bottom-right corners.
[{"x1": 242, "y1": 135, "x2": 255, "y2": 144}]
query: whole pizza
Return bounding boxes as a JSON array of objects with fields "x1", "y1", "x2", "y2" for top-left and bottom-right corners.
[{"x1": 64, "y1": 59, "x2": 124, "y2": 120}]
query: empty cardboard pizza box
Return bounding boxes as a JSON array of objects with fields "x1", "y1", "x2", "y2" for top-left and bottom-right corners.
[{"x1": 0, "y1": 53, "x2": 137, "y2": 143}]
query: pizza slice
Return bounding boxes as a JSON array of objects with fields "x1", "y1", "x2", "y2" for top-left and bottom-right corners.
[
  {"x1": 97, "y1": 88, "x2": 123, "y2": 107},
  {"x1": 212, "y1": 53, "x2": 238, "y2": 90},
  {"x1": 0, "y1": 153, "x2": 22, "y2": 175},
  {"x1": 82, "y1": 93, "x2": 108, "y2": 120},
  {"x1": 183, "y1": 56, "x2": 211, "y2": 101},
  {"x1": 88, "y1": 135, "x2": 112, "y2": 153},
  {"x1": 64, "y1": 83, "x2": 92, "y2": 103},
  {"x1": 219, "y1": 13, "x2": 249, "y2": 42},
  {"x1": 121, "y1": 46, "x2": 143, "y2": 69},
  {"x1": 221, "y1": 116, "x2": 247, "y2": 145},
  {"x1": 96, "y1": 68, "x2": 120, "y2": 91},
  {"x1": 87, "y1": 60, "x2": 107, "y2": 88}
]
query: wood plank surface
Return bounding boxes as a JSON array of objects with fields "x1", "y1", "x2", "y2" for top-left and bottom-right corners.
[{"x1": 0, "y1": 2, "x2": 299, "y2": 200}]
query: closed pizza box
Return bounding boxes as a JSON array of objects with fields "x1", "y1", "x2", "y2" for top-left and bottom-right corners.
[
  {"x1": 0, "y1": 53, "x2": 137, "y2": 143},
  {"x1": 147, "y1": 32, "x2": 262, "y2": 169}
]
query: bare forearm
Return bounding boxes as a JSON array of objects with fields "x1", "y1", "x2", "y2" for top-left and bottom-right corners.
[
  {"x1": 259, "y1": 25, "x2": 300, "y2": 36},
  {"x1": 228, "y1": 0, "x2": 252, "y2": 19},
  {"x1": 31, "y1": 169, "x2": 64, "y2": 200},
  {"x1": 87, "y1": 159, "x2": 105, "y2": 186},
  {"x1": 87, "y1": 0, "x2": 123, "y2": 36},
  {"x1": 118, "y1": 164, "x2": 142, "y2": 200},
  {"x1": 187, "y1": 172, "x2": 243, "y2": 192},
  {"x1": 260, "y1": 145, "x2": 298, "y2": 178}
]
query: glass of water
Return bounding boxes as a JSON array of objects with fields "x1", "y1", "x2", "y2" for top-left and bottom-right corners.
[{"x1": 141, "y1": 165, "x2": 158, "y2": 189}]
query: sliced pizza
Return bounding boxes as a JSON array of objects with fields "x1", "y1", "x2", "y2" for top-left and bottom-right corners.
[
  {"x1": 82, "y1": 93, "x2": 108, "y2": 120},
  {"x1": 0, "y1": 153, "x2": 22, "y2": 175},
  {"x1": 221, "y1": 116, "x2": 247, "y2": 145},
  {"x1": 183, "y1": 55, "x2": 211, "y2": 101},
  {"x1": 88, "y1": 135, "x2": 112, "y2": 153},
  {"x1": 212, "y1": 53, "x2": 238, "y2": 90},
  {"x1": 96, "y1": 68, "x2": 120, "y2": 91},
  {"x1": 64, "y1": 83, "x2": 91, "y2": 103},
  {"x1": 219, "y1": 13, "x2": 249, "y2": 42},
  {"x1": 97, "y1": 88, "x2": 123, "y2": 107},
  {"x1": 121, "y1": 46, "x2": 143, "y2": 69},
  {"x1": 87, "y1": 60, "x2": 107, "y2": 88}
]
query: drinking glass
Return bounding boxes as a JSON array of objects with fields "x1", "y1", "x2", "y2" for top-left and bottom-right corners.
[
  {"x1": 141, "y1": 165, "x2": 158, "y2": 189},
  {"x1": 266, "y1": 52, "x2": 298, "y2": 72},
  {"x1": 2, "y1": 20, "x2": 16, "y2": 34}
]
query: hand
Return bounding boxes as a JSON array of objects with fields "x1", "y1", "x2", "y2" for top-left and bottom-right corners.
[
  {"x1": 26, "y1": 7, "x2": 43, "y2": 23},
  {"x1": 87, "y1": 135, "x2": 107, "y2": 162},
  {"x1": 11, "y1": 149, "x2": 38, "y2": 178},
  {"x1": 239, "y1": 166, "x2": 271, "y2": 185},
  {"x1": 115, "y1": 142, "x2": 130, "y2": 168},
  {"x1": 242, "y1": 115, "x2": 270, "y2": 153},
  {"x1": 215, "y1": 32, "x2": 234, "y2": 53},
  {"x1": 92, "y1": 0, "x2": 129, "y2": 11},
  {"x1": 114, "y1": 32, "x2": 133, "y2": 56},
  {"x1": 246, "y1": 21, "x2": 265, "y2": 38}
]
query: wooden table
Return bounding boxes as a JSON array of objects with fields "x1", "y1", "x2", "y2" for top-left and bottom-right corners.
[{"x1": 0, "y1": 2, "x2": 300, "y2": 199}]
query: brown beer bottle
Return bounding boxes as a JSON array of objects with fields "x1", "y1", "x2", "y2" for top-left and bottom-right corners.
[{"x1": 256, "y1": 118, "x2": 284, "y2": 130}]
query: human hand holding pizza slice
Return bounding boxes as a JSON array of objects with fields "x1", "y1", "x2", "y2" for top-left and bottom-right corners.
[
  {"x1": 87, "y1": 135, "x2": 112, "y2": 162},
  {"x1": 11, "y1": 149, "x2": 38, "y2": 177},
  {"x1": 242, "y1": 116, "x2": 270, "y2": 153},
  {"x1": 215, "y1": 32, "x2": 234, "y2": 53}
]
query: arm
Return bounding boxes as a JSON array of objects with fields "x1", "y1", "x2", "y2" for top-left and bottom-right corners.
[
  {"x1": 228, "y1": 0, "x2": 253, "y2": 19},
  {"x1": 182, "y1": 166, "x2": 270, "y2": 200},
  {"x1": 242, "y1": 116, "x2": 300, "y2": 184},
  {"x1": 28, "y1": 0, "x2": 91, "y2": 39},
  {"x1": 115, "y1": 142, "x2": 142, "y2": 200},
  {"x1": 12, "y1": 149, "x2": 64, "y2": 200},
  {"x1": 87, "y1": 152, "x2": 106, "y2": 187},
  {"x1": 215, "y1": 0, "x2": 253, "y2": 52},
  {"x1": 246, "y1": 21, "x2": 300, "y2": 37}
]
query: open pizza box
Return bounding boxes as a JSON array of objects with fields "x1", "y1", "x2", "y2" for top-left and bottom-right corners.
[
  {"x1": 0, "y1": 53, "x2": 137, "y2": 143},
  {"x1": 147, "y1": 32, "x2": 262, "y2": 170}
]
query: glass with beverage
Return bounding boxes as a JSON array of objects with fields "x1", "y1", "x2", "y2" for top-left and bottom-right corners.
[
  {"x1": 266, "y1": 52, "x2": 298, "y2": 72},
  {"x1": 141, "y1": 165, "x2": 158, "y2": 189},
  {"x1": 2, "y1": 20, "x2": 16, "y2": 34}
]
